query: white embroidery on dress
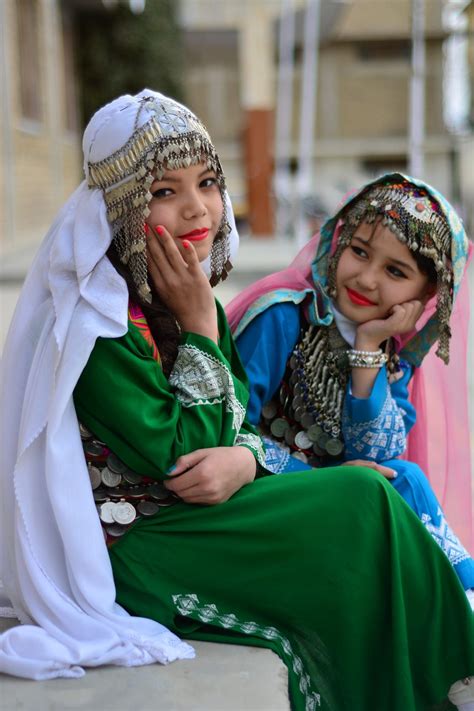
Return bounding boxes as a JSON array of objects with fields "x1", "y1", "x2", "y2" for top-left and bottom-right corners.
[
  {"x1": 421, "y1": 508, "x2": 470, "y2": 567},
  {"x1": 172, "y1": 593, "x2": 321, "y2": 710},
  {"x1": 342, "y1": 385, "x2": 406, "y2": 460},
  {"x1": 235, "y1": 433, "x2": 266, "y2": 467},
  {"x1": 170, "y1": 344, "x2": 246, "y2": 434}
]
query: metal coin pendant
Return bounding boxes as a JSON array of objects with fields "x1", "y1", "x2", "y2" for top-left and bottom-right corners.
[
  {"x1": 88, "y1": 464, "x2": 102, "y2": 490},
  {"x1": 101, "y1": 466, "x2": 122, "y2": 488},
  {"x1": 137, "y1": 500, "x2": 160, "y2": 517},
  {"x1": 99, "y1": 501, "x2": 117, "y2": 524},
  {"x1": 270, "y1": 417, "x2": 289, "y2": 438},
  {"x1": 300, "y1": 412, "x2": 314, "y2": 429},
  {"x1": 326, "y1": 438, "x2": 344, "y2": 456},
  {"x1": 262, "y1": 401, "x2": 278, "y2": 420},
  {"x1": 294, "y1": 431, "x2": 312, "y2": 450},
  {"x1": 284, "y1": 427, "x2": 297, "y2": 447},
  {"x1": 106, "y1": 523, "x2": 128, "y2": 538},
  {"x1": 79, "y1": 423, "x2": 93, "y2": 441},
  {"x1": 84, "y1": 441, "x2": 105, "y2": 457},
  {"x1": 93, "y1": 487, "x2": 108, "y2": 503},
  {"x1": 123, "y1": 468, "x2": 143, "y2": 485},
  {"x1": 148, "y1": 482, "x2": 170, "y2": 500},
  {"x1": 112, "y1": 501, "x2": 136, "y2": 525},
  {"x1": 107, "y1": 453, "x2": 128, "y2": 475},
  {"x1": 308, "y1": 424, "x2": 323, "y2": 442},
  {"x1": 292, "y1": 451, "x2": 308, "y2": 464}
]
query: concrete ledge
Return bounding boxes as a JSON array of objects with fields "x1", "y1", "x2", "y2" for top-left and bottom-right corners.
[{"x1": 0, "y1": 619, "x2": 290, "y2": 711}]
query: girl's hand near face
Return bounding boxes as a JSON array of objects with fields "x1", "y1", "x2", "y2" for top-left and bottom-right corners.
[
  {"x1": 355, "y1": 299, "x2": 426, "y2": 352},
  {"x1": 146, "y1": 224, "x2": 218, "y2": 343},
  {"x1": 163, "y1": 446, "x2": 257, "y2": 504}
]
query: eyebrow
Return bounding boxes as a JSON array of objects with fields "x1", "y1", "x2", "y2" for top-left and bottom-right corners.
[
  {"x1": 351, "y1": 235, "x2": 417, "y2": 274},
  {"x1": 153, "y1": 167, "x2": 214, "y2": 184}
]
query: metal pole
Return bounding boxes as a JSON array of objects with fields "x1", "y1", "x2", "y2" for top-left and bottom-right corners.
[
  {"x1": 274, "y1": 0, "x2": 296, "y2": 237},
  {"x1": 295, "y1": 0, "x2": 320, "y2": 247},
  {"x1": 409, "y1": 0, "x2": 426, "y2": 177}
]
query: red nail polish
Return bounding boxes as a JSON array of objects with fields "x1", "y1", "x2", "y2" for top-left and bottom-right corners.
[
  {"x1": 155, "y1": 225, "x2": 164, "y2": 235},
  {"x1": 183, "y1": 240, "x2": 190, "y2": 249}
]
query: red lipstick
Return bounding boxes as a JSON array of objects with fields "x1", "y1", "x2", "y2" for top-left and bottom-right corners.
[
  {"x1": 346, "y1": 288, "x2": 377, "y2": 306},
  {"x1": 176, "y1": 228, "x2": 209, "y2": 242}
]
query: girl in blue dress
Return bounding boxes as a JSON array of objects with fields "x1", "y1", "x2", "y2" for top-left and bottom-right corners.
[{"x1": 228, "y1": 174, "x2": 474, "y2": 594}]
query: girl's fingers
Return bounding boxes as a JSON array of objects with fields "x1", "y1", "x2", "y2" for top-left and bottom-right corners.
[{"x1": 151, "y1": 225, "x2": 188, "y2": 271}]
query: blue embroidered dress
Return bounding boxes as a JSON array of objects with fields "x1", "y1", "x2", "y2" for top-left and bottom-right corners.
[{"x1": 233, "y1": 174, "x2": 474, "y2": 591}]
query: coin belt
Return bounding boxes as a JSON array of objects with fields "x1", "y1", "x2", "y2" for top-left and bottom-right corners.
[{"x1": 80, "y1": 423, "x2": 179, "y2": 545}]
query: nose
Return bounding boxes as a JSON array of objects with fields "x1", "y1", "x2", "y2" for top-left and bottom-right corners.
[
  {"x1": 356, "y1": 264, "x2": 378, "y2": 291},
  {"x1": 182, "y1": 188, "x2": 207, "y2": 220}
]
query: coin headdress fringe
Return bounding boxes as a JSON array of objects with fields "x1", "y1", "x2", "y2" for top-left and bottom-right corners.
[{"x1": 85, "y1": 89, "x2": 232, "y2": 301}]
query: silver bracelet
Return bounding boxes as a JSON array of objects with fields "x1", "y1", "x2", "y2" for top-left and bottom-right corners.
[{"x1": 346, "y1": 349, "x2": 388, "y2": 368}]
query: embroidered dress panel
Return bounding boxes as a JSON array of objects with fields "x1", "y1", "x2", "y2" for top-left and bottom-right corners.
[
  {"x1": 173, "y1": 594, "x2": 321, "y2": 711},
  {"x1": 422, "y1": 509, "x2": 471, "y2": 567},
  {"x1": 170, "y1": 344, "x2": 246, "y2": 436}
]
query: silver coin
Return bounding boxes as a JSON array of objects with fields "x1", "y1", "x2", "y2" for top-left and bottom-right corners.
[
  {"x1": 289, "y1": 354, "x2": 298, "y2": 370},
  {"x1": 289, "y1": 371, "x2": 298, "y2": 386},
  {"x1": 105, "y1": 487, "x2": 128, "y2": 499},
  {"x1": 79, "y1": 423, "x2": 93, "y2": 441},
  {"x1": 292, "y1": 450, "x2": 308, "y2": 464},
  {"x1": 294, "y1": 431, "x2": 312, "y2": 450},
  {"x1": 147, "y1": 482, "x2": 170, "y2": 500},
  {"x1": 112, "y1": 501, "x2": 136, "y2": 525},
  {"x1": 137, "y1": 501, "x2": 160, "y2": 517},
  {"x1": 308, "y1": 424, "x2": 323, "y2": 442},
  {"x1": 122, "y1": 468, "x2": 143, "y2": 485},
  {"x1": 270, "y1": 417, "x2": 289, "y2": 438},
  {"x1": 107, "y1": 453, "x2": 128, "y2": 475},
  {"x1": 317, "y1": 431, "x2": 329, "y2": 448},
  {"x1": 126, "y1": 486, "x2": 147, "y2": 500},
  {"x1": 99, "y1": 501, "x2": 117, "y2": 524},
  {"x1": 293, "y1": 382, "x2": 304, "y2": 397},
  {"x1": 261, "y1": 401, "x2": 277, "y2": 420},
  {"x1": 300, "y1": 412, "x2": 314, "y2": 429},
  {"x1": 326, "y1": 438, "x2": 344, "y2": 456},
  {"x1": 157, "y1": 496, "x2": 178, "y2": 507},
  {"x1": 93, "y1": 487, "x2": 108, "y2": 503},
  {"x1": 84, "y1": 441, "x2": 105, "y2": 457},
  {"x1": 88, "y1": 464, "x2": 102, "y2": 490},
  {"x1": 284, "y1": 427, "x2": 296, "y2": 447},
  {"x1": 101, "y1": 466, "x2": 122, "y2": 488},
  {"x1": 292, "y1": 395, "x2": 304, "y2": 410},
  {"x1": 105, "y1": 522, "x2": 128, "y2": 538},
  {"x1": 293, "y1": 406, "x2": 305, "y2": 423},
  {"x1": 312, "y1": 443, "x2": 326, "y2": 456}
]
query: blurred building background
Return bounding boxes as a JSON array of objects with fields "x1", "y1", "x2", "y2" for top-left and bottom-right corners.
[{"x1": 1, "y1": 0, "x2": 473, "y2": 251}]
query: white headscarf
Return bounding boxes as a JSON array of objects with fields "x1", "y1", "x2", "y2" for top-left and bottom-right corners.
[{"x1": 0, "y1": 90, "x2": 238, "y2": 679}]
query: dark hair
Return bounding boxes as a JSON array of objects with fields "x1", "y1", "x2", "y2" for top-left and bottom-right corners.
[
  {"x1": 411, "y1": 250, "x2": 438, "y2": 286},
  {"x1": 107, "y1": 242, "x2": 180, "y2": 377}
]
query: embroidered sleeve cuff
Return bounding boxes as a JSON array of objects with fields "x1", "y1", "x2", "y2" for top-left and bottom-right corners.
[{"x1": 234, "y1": 432, "x2": 266, "y2": 469}]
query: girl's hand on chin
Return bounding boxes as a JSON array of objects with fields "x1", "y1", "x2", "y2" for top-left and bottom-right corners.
[
  {"x1": 355, "y1": 300, "x2": 425, "y2": 351},
  {"x1": 146, "y1": 224, "x2": 218, "y2": 342}
]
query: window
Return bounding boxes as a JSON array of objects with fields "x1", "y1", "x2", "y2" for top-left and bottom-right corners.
[{"x1": 16, "y1": 0, "x2": 42, "y2": 122}]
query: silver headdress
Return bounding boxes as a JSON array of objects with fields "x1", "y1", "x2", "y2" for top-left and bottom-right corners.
[
  {"x1": 326, "y1": 179, "x2": 454, "y2": 363},
  {"x1": 85, "y1": 90, "x2": 232, "y2": 302}
]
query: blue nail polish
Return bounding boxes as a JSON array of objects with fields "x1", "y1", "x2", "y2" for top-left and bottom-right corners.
[{"x1": 166, "y1": 464, "x2": 177, "y2": 475}]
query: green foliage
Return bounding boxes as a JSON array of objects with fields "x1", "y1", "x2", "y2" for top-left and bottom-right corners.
[{"x1": 75, "y1": 0, "x2": 184, "y2": 127}]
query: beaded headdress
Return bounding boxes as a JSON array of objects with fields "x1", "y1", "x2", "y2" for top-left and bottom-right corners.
[
  {"x1": 86, "y1": 90, "x2": 232, "y2": 301},
  {"x1": 326, "y1": 179, "x2": 454, "y2": 362}
]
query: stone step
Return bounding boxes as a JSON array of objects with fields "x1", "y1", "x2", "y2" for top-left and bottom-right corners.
[{"x1": 0, "y1": 618, "x2": 290, "y2": 711}]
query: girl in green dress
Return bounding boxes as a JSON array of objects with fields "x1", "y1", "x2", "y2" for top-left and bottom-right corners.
[{"x1": 1, "y1": 90, "x2": 472, "y2": 711}]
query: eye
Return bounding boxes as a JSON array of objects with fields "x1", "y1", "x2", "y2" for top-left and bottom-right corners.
[
  {"x1": 350, "y1": 245, "x2": 368, "y2": 259},
  {"x1": 151, "y1": 187, "x2": 174, "y2": 199},
  {"x1": 387, "y1": 265, "x2": 407, "y2": 279},
  {"x1": 200, "y1": 176, "x2": 218, "y2": 189}
]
